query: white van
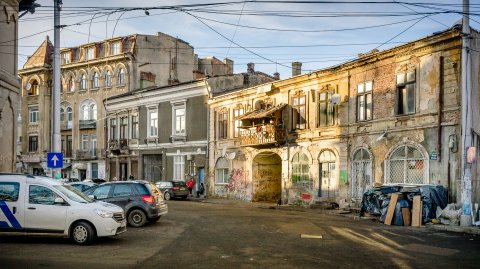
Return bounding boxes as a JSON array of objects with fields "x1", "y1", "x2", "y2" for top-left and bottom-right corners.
[{"x1": 0, "y1": 173, "x2": 126, "y2": 245}]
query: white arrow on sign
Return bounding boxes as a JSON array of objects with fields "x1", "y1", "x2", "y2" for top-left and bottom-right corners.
[{"x1": 51, "y1": 155, "x2": 59, "y2": 166}]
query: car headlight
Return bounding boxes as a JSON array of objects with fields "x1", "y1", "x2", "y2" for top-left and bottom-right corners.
[{"x1": 94, "y1": 208, "x2": 114, "y2": 218}]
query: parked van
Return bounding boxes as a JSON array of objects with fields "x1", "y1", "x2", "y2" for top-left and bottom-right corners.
[{"x1": 0, "y1": 173, "x2": 126, "y2": 245}]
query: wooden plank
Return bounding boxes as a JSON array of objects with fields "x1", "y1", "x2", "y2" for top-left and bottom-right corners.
[
  {"x1": 402, "y1": 208, "x2": 411, "y2": 226},
  {"x1": 384, "y1": 193, "x2": 399, "y2": 225},
  {"x1": 412, "y1": 196, "x2": 422, "y2": 227}
]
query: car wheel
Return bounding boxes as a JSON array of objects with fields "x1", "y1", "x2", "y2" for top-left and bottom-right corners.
[
  {"x1": 128, "y1": 209, "x2": 147, "y2": 227},
  {"x1": 164, "y1": 191, "x2": 171, "y2": 200},
  {"x1": 71, "y1": 221, "x2": 95, "y2": 245},
  {"x1": 148, "y1": 216, "x2": 161, "y2": 222}
]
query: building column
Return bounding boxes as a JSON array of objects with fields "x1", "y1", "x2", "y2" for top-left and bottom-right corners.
[
  {"x1": 127, "y1": 156, "x2": 131, "y2": 178},
  {"x1": 138, "y1": 153, "x2": 144, "y2": 181},
  {"x1": 115, "y1": 157, "x2": 120, "y2": 180}
]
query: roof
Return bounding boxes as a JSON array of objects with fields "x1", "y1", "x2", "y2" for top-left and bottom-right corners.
[
  {"x1": 237, "y1": 103, "x2": 287, "y2": 120},
  {"x1": 22, "y1": 36, "x2": 53, "y2": 69}
]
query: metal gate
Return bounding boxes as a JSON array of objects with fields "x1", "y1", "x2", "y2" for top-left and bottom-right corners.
[
  {"x1": 318, "y1": 150, "x2": 337, "y2": 198},
  {"x1": 351, "y1": 148, "x2": 372, "y2": 201}
]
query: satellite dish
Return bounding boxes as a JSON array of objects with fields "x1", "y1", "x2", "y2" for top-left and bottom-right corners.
[
  {"x1": 226, "y1": 152, "x2": 236, "y2": 160},
  {"x1": 24, "y1": 83, "x2": 31, "y2": 91},
  {"x1": 329, "y1": 94, "x2": 341, "y2": 105}
]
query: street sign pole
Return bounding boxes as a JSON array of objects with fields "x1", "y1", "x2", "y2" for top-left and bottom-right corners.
[{"x1": 52, "y1": 0, "x2": 62, "y2": 179}]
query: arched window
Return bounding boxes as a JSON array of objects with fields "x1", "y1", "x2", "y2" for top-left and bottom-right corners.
[
  {"x1": 215, "y1": 157, "x2": 229, "y2": 184},
  {"x1": 92, "y1": 72, "x2": 99, "y2": 88},
  {"x1": 292, "y1": 152, "x2": 309, "y2": 183},
  {"x1": 60, "y1": 107, "x2": 65, "y2": 121},
  {"x1": 89, "y1": 104, "x2": 97, "y2": 120},
  {"x1": 386, "y1": 143, "x2": 428, "y2": 184},
  {"x1": 27, "y1": 80, "x2": 39, "y2": 96},
  {"x1": 80, "y1": 74, "x2": 87, "y2": 90},
  {"x1": 319, "y1": 150, "x2": 337, "y2": 198},
  {"x1": 81, "y1": 104, "x2": 89, "y2": 120},
  {"x1": 351, "y1": 148, "x2": 372, "y2": 200},
  {"x1": 118, "y1": 69, "x2": 125, "y2": 85},
  {"x1": 68, "y1": 77, "x2": 74, "y2": 92},
  {"x1": 105, "y1": 70, "x2": 112, "y2": 87},
  {"x1": 66, "y1": 106, "x2": 73, "y2": 122}
]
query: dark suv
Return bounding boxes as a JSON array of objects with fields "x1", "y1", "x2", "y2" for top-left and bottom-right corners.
[
  {"x1": 84, "y1": 180, "x2": 168, "y2": 227},
  {"x1": 155, "y1": 181, "x2": 189, "y2": 200}
]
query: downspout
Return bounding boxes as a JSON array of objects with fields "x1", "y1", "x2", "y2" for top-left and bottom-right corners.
[
  {"x1": 204, "y1": 79, "x2": 211, "y2": 197},
  {"x1": 103, "y1": 98, "x2": 109, "y2": 181},
  {"x1": 346, "y1": 70, "x2": 351, "y2": 201},
  {"x1": 437, "y1": 56, "x2": 444, "y2": 162}
]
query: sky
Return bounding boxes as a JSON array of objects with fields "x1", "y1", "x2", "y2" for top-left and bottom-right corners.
[{"x1": 17, "y1": 0, "x2": 480, "y2": 79}]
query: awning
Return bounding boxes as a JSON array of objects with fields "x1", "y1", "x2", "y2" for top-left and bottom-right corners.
[{"x1": 236, "y1": 103, "x2": 287, "y2": 120}]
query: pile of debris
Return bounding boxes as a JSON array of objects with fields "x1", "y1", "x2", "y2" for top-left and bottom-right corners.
[{"x1": 360, "y1": 185, "x2": 448, "y2": 226}]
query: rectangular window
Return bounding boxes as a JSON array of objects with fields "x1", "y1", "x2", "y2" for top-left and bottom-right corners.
[
  {"x1": 91, "y1": 134, "x2": 97, "y2": 157},
  {"x1": 216, "y1": 169, "x2": 229, "y2": 184},
  {"x1": 218, "y1": 110, "x2": 228, "y2": 139},
  {"x1": 82, "y1": 134, "x2": 89, "y2": 151},
  {"x1": 66, "y1": 135, "x2": 72, "y2": 157},
  {"x1": 61, "y1": 52, "x2": 70, "y2": 64},
  {"x1": 318, "y1": 92, "x2": 335, "y2": 127},
  {"x1": 233, "y1": 108, "x2": 244, "y2": 138},
  {"x1": 149, "y1": 110, "x2": 158, "y2": 137},
  {"x1": 29, "y1": 107, "x2": 39, "y2": 124},
  {"x1": 292, "y1": 95, "x2": 306, "y2": 130},
  {"x1": 110, "y1": 42, "x2": 121, "y2": 55},
  {"x1": 173, "y1": 155, "x2": 185, "y2": 181},
  {"x1": 131, "y1": 115, "x2": 138, "y2": 139},
  {"x1": 85, "y1": 47, "x2": 95, "y2": 60},
  {"x1": 110, "y1": 118, "x2": 117, "y2": 140},
  {"x1": 174, "y1": 107, "x2": 186, "y2": 135},
  {"x1": 91, "y1": 163, "x2": 98, "y2": 179},
  {"x1": 357, "y1": 81, "x2": 373, "y2": 121},
  {"x1": 120, "y1": 117, "x2": 128, "y2": 139},
  {"x1": 396, "y1": 70, "x2": 416, "y2": 115},
  {"x1": 28, "y1": 135, "x2": 38, "y2": 152}
]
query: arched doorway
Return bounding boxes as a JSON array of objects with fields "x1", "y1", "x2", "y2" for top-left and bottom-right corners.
[
  {"x1": 351, "y1": 148, "x2": 373, "y2": 201},
  {"x1": 318, "y1": 150, "x2": 337, "y2": 198},
  {"x1": 252, "y1": 152, "x2": 282, "y2": 202}
]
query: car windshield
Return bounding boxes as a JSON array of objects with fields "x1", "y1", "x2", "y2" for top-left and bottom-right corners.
[{"x1": 54, "y1": 184, "x2": 94, "y2": 203}]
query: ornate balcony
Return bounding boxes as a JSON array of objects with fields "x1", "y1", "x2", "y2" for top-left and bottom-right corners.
[
  {"x1": 108, "y1": 139, "x2": 129, "y2": 154},
  {"x1": 76, "y1": 148, "x2": 100, "y2": 160},
  {"x1": 61, "y1": 121, "x2": 73, "y2": 131},
  {"x1": 79, "y1": 120, "x2": 96, "y2": 129},
  {"x1": 239, "y1": 124, "x2": 285, "y2": 146}
]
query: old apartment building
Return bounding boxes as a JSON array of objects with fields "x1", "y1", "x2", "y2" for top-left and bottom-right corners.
[
  {"x1": 104, "y1": 63, "x2": 276, "y2": 183},
  {"x1": 207, "y1": 26, "x2": 480, "y2": 206},
  {"x1": 18, "y1": 32, "x2": 203, "y2": 179}
]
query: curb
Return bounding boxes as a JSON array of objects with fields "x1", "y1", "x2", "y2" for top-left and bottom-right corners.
[{"x1": 426, "y1": 224, "x2": 480, "y2": 235}]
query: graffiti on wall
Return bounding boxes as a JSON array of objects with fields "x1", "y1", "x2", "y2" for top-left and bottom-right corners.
[{"x1": 226, "y1": 168, "x2": 252, "y2": 201}]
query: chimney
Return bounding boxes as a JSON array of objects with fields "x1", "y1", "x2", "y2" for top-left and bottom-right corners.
[
  {"x1": 273, "y1": 72, "x2": 280, "y2": 80},
  {"x1": 247, "y1": 62, "x2": 255, "y2": 74},
  {"x1": 292, "y1": 62, "x2": 302, "y2": 77},
  {"x1": 223, "y1": 58, "x2": 234, "y2": 74}
]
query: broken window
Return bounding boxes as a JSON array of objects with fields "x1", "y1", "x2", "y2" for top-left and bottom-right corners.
[
  {"x1": 291, "y1": 95, "x2": 306, "y2": 130},
  {"x1": 318, "y1": 92, "x2": 336, "y2": 127},
  {"x1": 396, "y1": 70, "x2": 416, "y2": 115},
  {"x1": 357, "y1": 81, "x2": 373, "y2": 121}
]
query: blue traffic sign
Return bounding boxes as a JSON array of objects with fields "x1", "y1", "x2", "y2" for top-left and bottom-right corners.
[{"x1": 47, "y1": 152, "x2": 63, "y2": 168}]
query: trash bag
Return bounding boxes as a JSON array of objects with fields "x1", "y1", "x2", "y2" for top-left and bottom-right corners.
[{"x1": 436, "y1": 203, "x2": 462, "y2": 225}]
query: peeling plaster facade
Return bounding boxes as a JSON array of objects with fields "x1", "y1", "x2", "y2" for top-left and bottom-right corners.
[{"x1": 207, "y1": 27, "x2": 480, "y2": 206}]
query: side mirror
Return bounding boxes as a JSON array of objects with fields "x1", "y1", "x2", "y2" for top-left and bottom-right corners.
[
  {"x1": 88, "y1": 194, "x2": 95, "y2": 200},
  {"x1": 54, "y1": 197, "x2": 65, "y2": 204}
]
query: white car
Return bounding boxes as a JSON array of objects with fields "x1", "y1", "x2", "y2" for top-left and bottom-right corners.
[{"x1": 0, "y1": 173, "x2": 126, "y2": 245}]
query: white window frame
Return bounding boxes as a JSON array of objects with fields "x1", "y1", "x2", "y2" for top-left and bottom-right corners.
[
  {"x1": 66, "y1": 106, "x2": 73, "y2": 122},
  {"x1": 171, "y1": 102, "x2": 186, "y2": 136},
  {"x1": 80, "y1": 74, "x2": 87, "y2": 90},
  {"x1": 110, "y1": 41, "x2": 120, "y2": 55},
  {"x1": 90, "y1": 134, "x2": 97, "y2": 157},
  {"x1": 29, "y1": 106, "x2": 39, "y2": 124},
  {"x1": 357, "y1": 81, "x2": 373, "y2": 121},
  {"x1": 61, "y1": 52, "x2": 70, "y2": 64},
  {"x1": 233, "y1": 107, "x2": 244, "y2": 138},
  {"x1": 215, "y1": 157, "x2": 229, "y2": 184},
  {"x1": 92, "y1": 72, "x2": 99, "y2": 88},
  {"x1": 173, "y1": 155, "x2": 185, "y2": 181},
  {"x1": 118, "y1": 69, "x2": 125, "y2": 85},
  {"x1": 85, "y1": 47, "x2": 94, "y2": 60},
  {"x1": 131, "y1": 114, "x2": 138, "y2": 139},
  {"x1": 148, "y1": 109, "x2": 158, "y2": 137},
  {"x1": 105, "y1": 71, "x2": 112, "y2": 87},
  {"x1": 81, "y1": 134, "x2": 89, "y2": 151}
]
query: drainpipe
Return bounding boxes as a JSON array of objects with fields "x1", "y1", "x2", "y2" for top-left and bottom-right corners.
[
  {"x1": 204, "y1": 78, "x2": 211, "y2": 197},
  {"x1": 437, "y1": 56, "x2": 444, "y2": 163}
]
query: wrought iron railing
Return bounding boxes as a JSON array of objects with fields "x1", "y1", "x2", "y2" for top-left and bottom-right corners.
[{"x1": 239, "y1": 124, "x2": 285, "y2": 146}]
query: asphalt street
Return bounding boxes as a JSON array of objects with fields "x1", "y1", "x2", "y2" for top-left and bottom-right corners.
[{"x1": 0, "y1": 199, "x2": 479, "y2": 269}]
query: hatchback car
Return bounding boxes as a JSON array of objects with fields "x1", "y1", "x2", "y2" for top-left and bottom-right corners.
[
  {"x1": 84, "y1": 181, "x2": 168, "y2": 227},
  {"x1": 155, "y1": 181, "x2": 189, "y2": 200}
]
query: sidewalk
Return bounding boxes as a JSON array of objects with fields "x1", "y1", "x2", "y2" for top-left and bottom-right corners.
[{"x1": 185, "y1": 196, "x2": 480, "y2": 235}]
